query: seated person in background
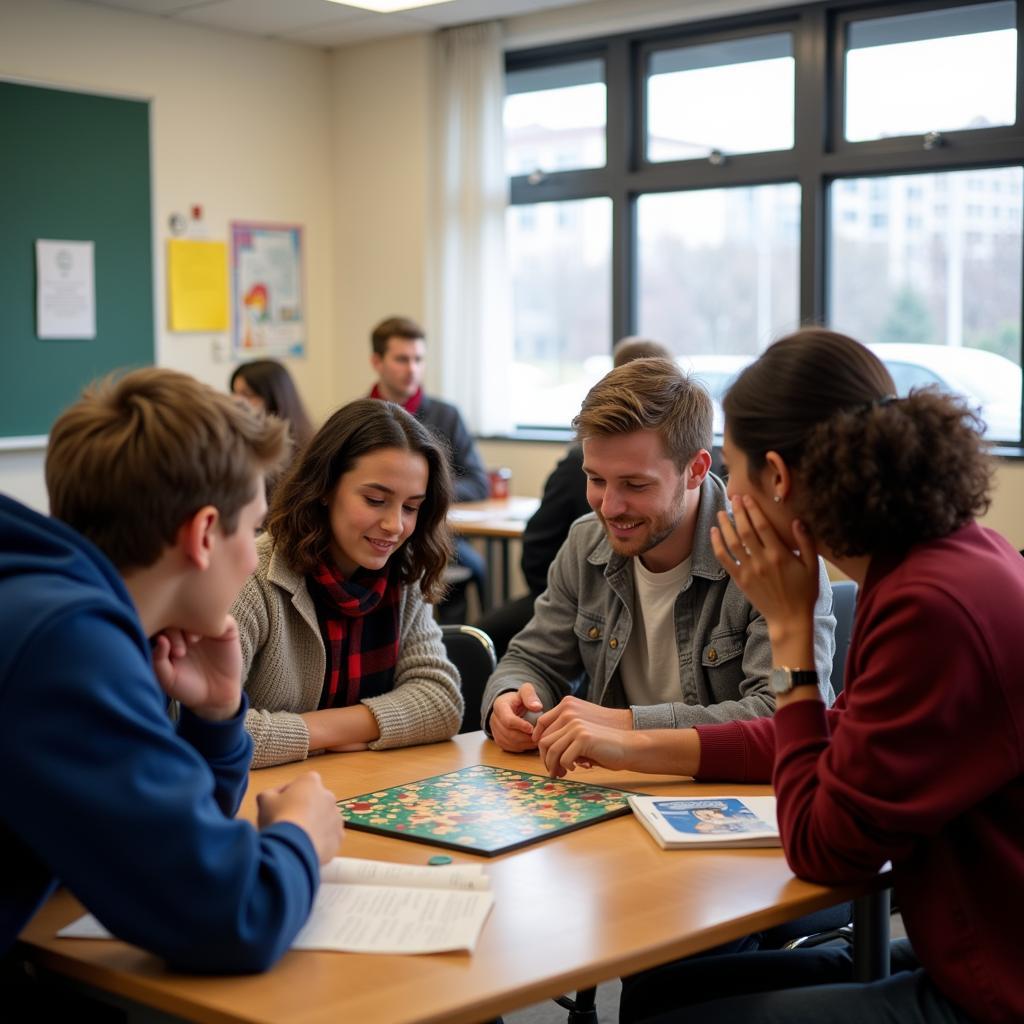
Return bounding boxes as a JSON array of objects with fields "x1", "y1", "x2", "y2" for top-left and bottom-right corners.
[
  {"x1": 234, "y1": 398, "x2": 463, "y2": 769},
  {"x1": 231, "y1": 359, "x2": 315, "y2": 498},
  {"x1": 483, "y1": 357, "x2": 836, "y2": 753},
  {"x1": 368, "y1": 315, "x2": 489, "y2": 621},
  {"x1": 0, "y1": 369, "x2": 342, "y2": 975},
  {"x1": 538, "y1": 329, "x2": 1023, "y2": 1024},
  {"x1": 479, "y1": 337, "x2": 674, "y2": 659}
]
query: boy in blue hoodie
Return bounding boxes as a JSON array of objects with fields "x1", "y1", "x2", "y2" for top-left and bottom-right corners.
[{"x1": 1, "y1": 368, "x2": 344, "y2": 982}]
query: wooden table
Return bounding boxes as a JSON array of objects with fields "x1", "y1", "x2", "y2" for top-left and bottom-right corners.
[
  {"x1": 17, "y1": 733, "x2": 890, "y2": 1024},
  {"x1": 449, "y1": 496, "x2": 540, "y2": 609}
]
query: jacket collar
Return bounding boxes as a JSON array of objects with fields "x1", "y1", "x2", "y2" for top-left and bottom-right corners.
[
  {"x1": 585, "y1": 473, "x2": 731, "y2": 582},
  {"x1": 262, "y1": 533, "x2": 304, "y2": 595}
]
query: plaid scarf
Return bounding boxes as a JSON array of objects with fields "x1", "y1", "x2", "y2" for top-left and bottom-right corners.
[{"x1": 307, "y1": 561, "x2": 401, "y2": 709}]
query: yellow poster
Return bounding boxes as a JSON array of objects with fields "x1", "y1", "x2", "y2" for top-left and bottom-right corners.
[{"x1": 167, "y1": 239, "x2": 228, "y2": 332}]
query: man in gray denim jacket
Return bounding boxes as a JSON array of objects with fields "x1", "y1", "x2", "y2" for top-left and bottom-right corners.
[{"x1": 483, "y1": 358, "x2": 836, "y2": 752}]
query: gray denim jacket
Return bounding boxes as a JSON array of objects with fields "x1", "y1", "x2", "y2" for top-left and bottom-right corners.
[{"x1": 482, "y1": 474, "x2": 836, "y2": 732}]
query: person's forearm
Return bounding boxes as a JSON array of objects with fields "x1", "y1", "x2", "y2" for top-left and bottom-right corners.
[
  {"x1": 628, "y1": 729, "x2": 702, "y2": 777},
  {"x1": 302, "y1": 705, "x2": 380, "y2": 752}
]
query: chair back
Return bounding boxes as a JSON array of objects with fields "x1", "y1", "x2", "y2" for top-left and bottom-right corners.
[
  {"x1": 830, "y1": 579, "x2": 858, "y2": 695},
  {"x1": 440, "y1": 625, "x2": 497, "y2": 733}
]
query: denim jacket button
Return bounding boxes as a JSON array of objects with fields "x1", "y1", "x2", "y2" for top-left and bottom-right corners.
[
  {"x1": 588, "y1": 626, "x2": 600, "y2": 640},
  {"x1": 707, "y1": 647, "x2": 718, "y2": 663},
  {"x1": 609, "y1": 637, "x2": 618, "y2": 649}
]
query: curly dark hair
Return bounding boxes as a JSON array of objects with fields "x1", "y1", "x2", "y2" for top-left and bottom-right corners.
[
  {"x1": 723, "y1": 328, "x2": 993, "y2": 557},
  {"x1": 264, "y1": 399, "x2": 454, "y2": 600}
]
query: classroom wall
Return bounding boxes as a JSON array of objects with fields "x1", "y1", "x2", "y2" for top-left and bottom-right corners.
[
  {"x1": 2, "y1": 0, "x2": 1023, "y2": 549},
  {"x1": 328, "y1": 33, "x2": 436, "y2": 406},
  {"x1": 0, "y1": 0, "x2": 336, "y2": 508}
]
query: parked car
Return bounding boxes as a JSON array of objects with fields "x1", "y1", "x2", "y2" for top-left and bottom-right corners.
[{"x1": 867, "y1": 343, "x2": 1022, "y2": 442}]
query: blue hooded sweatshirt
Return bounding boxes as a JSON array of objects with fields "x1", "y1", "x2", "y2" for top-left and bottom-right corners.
[{"x1": 0, "y1": 494, "x2": 319, "y2": 972}]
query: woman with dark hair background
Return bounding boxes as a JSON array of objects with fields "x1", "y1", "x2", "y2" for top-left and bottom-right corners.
[
  {"x1": 536, "y1": 329, "x2": 1023, "y2": 1024},
  {"x1": 232, "y1": 398, "x2": 463, "y2": 769},
  {"x1": 231, "y1": 359, "x2": 315, "y2": 453}
]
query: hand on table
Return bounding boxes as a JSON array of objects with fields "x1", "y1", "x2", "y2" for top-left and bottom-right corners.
[
  {"x1": 152, "y1": 616, "x2": 243, "y2": 722},
  {"x1": 538, "y1": 718, "x2": 641, "y2": 778},
  {"x1": 257, "y1": 771, "x2": 344, "y2": 865},
  {"x1": 532, "y1": 697, "x2": 632, "y2": 747}
]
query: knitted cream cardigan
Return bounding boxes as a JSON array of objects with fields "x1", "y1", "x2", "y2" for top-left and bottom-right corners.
[{"x1": 232, "y1": 534, "x2": 463, "y2": 768}]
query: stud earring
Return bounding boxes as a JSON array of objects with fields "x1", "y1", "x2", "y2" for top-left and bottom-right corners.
[{"x1": 773, "y1": 495, "x2": 782, "y2": 503}]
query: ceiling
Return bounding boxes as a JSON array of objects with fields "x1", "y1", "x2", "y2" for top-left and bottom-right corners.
[{"x1": 69, "y1": 0, "x2": 599, "y2": 48}]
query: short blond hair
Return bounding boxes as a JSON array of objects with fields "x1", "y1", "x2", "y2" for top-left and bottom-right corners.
[
  {"x1": 573, "y1": 357, "x2": 713, "y2": 468},
  {"x1": 46, "y1": 367, "x2": 289, "y2": 571}
]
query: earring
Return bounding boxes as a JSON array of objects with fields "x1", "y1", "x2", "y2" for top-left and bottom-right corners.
[{"x1": 773, "y1": 495, "x2": 782, "y2": 503}]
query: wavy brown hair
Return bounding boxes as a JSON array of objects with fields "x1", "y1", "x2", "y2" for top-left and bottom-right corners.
[
  {"x1": 265, "y1": 399, "x2": 454, "y2": 600},
  {"x1": 723, "y1": 328, "x2": 993, "y2": 557},
  {"x1": 573, "y1": 357, "x2": 713, "y2": 468}
]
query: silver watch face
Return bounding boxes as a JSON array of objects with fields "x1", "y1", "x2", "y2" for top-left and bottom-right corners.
[{"x1": 769, "y1": 668, "x2": 793, "y2": 695}]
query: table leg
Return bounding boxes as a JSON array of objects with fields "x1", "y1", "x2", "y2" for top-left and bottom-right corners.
[{"x1": 852, "y1": 888, "x2": 891, "y2": 982}]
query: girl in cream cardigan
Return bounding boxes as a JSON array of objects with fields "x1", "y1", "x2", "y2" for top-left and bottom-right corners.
[{"x1": 233, "y1": 399, "x2": 463, "y2": 768}]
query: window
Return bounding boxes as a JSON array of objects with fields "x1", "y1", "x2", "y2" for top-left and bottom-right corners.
[
  {"x1": 504, "y1": 59, "x2": 606, "y2": 177},
  {"x1": 829, "y1": 167, "x2": 1023, "y2": 441},
  {"x1": 506, "y1": 198, "x2": 612, "y2": 430},
  {"x1": 504, "y1": 1, "x2": 1024, "y2": 445},
  {"x1": 646, "y1": 34, "x2": 794, "y2": 162},
  {"x1": 844, "y1": 2, "x2": 1016, "y2": 142},
  {"x1": 636, "y1": 185, "x2": 801, "y2": 354}
]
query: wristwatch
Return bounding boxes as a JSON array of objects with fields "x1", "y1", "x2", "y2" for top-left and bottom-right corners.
[{"x1": 768, "y1": 667, "x2": 818, "y2": 695}]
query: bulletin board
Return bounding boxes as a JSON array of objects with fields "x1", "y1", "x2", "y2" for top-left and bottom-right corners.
[{"x1": 0, "y1": 80, "x2": 154, "y2": 440}]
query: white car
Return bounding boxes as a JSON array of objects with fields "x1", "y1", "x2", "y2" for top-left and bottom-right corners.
[{"x1": 867, "y1": 344, "x2": 1022, "y2": 442}]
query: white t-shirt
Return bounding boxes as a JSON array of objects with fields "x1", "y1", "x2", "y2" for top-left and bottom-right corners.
[{"x1": 619, "y1": 555, "x2": 691, "y2": 708}]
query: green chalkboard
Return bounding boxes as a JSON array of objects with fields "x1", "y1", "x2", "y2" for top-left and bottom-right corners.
[{"x1": 0, "y1": 80, "x2": 153, "y2": 439}]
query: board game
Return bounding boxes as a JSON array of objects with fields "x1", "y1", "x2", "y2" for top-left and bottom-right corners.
[{"x1": 336, "y1": 764, "x2": 633, "y2": 856}]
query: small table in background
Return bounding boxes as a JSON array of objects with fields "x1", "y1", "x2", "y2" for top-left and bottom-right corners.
[{"x1": 448, "y1": 496, "x2": 540, "y2": 610}]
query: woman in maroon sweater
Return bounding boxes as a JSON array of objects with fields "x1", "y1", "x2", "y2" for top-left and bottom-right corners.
[{"x1": 537, "y1": 329, "x2": 1023, "y2": 1023}]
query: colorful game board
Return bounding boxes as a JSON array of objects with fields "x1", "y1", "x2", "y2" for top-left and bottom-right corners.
[{"x1": 336, "y1": 764, "x2": 633, "y2": 856}]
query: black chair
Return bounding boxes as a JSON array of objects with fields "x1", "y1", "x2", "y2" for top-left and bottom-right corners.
[{"x1": 440, "y1": 624, "x2": 496, "y2": 734}]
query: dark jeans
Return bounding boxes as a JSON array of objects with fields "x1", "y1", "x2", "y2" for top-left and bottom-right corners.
[{"x1": 622, "y1": 939, "x2": 973, "y2": 1024}]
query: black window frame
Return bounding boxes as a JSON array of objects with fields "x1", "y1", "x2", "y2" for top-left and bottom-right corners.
[{"x1": 504, "y1": 0, "x2": 1024, "y2": 454}]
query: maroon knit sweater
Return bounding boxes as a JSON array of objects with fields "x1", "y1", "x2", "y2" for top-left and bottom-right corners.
[{"x1": 695, "y1": 521, "x2": 1024, "y2": 1024}]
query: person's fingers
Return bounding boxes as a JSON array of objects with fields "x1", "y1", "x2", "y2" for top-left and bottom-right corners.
[
  {"x1": 715, "y1": 509, "x2": 744, "y2": 563},
  {"x1": 710, "y1": 525, "x2": 740, "y2": 580},
  {"x1": 518, "y1": 682, "x2": 542, "y2": 711},
  {"x1": 791, "y1": 518, "x2": 819, "y2": 569}
]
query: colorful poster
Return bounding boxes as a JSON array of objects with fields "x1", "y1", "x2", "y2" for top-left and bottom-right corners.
[{"x1": 230, "y1": 222, "x2": 304, "y2": 357}]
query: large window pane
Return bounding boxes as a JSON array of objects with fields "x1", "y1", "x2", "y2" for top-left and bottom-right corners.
[
  {"x1": 507, "y1": 197, "x2": 612, "y2": 429},
  {"x1": 829, "y1": 167, "x2": 1023, "y2": 441},
  {"x1": 505, "y1": 60, "x2": 606, "y2": 177},
  {"x1": 646, "y1": 34, "x2": 794, "y2": 162},
  {"x1": 637, "y1": 184, "x2": 800, "y2": 432},
  {"x1": 845, "y1": 3, "x2": 1016, "y2": 143}
]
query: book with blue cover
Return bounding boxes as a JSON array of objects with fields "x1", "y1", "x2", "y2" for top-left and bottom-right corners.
[{"x1": 628, "y1": 795, "x2": 780, "y2": 849}]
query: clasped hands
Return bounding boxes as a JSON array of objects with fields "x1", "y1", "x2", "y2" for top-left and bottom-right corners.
[{"x1": 491, "y1": 684, "x2": 636, "y2": 778}]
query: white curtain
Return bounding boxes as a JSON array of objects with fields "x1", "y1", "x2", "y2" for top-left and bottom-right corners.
[{"x1": 432, "y1": 21, "x2": 515, "y2": 436}]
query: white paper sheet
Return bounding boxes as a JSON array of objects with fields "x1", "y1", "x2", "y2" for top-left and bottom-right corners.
[{"x1": 36, "y1": 239, "x2": 96, "y2": 339}]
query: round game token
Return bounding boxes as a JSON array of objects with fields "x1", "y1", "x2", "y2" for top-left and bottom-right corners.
[{"x1": 427, "y1": 855, "x2": 453, "y2": 866}]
